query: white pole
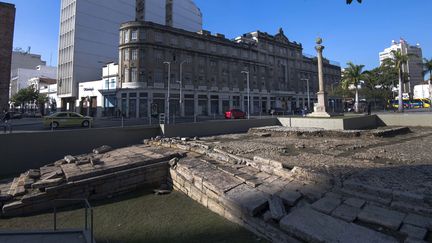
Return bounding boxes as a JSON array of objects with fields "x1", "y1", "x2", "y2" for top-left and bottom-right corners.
[
  {"x1": 164, "y1": 62, "x2": 170, "y2": 124},
  {"x1": 242, "y1": 71, "x2": 250, "y2": 119}
]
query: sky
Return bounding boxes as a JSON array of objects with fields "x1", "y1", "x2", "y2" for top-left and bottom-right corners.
[{"x1": 4, "y1": 0, "x2": 432, "y2": 70}]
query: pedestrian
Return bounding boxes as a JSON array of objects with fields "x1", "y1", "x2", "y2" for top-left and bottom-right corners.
[{"x1": 2, "y1": 109, "x2": 10, "y2": 123}]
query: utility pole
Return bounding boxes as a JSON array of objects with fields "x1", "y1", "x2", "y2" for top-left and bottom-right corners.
[
  {"x1": 179, "y1": 60, "x2": 187, "y2": 117},
  {"x1": 164, "y1": 61, "x2": 171, "y2": 124},
  {"x1": 241, "y1": 71, "x2": 250, "y2": 119}
]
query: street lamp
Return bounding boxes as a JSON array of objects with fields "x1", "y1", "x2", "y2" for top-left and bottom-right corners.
[
  {"x1": 163, "y1": 61, "x2": 171, "y2": 124},
  {"x1": 241, "y1": 70, "x2": 250, "y2": 119},
  {"x1": 301, "y1": 78, "x2": 310, "y2": 110},
  {"x1": 178, "y1": 60, "x2": 187, "y2": 117}
]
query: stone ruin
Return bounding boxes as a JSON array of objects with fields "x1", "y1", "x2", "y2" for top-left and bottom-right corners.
[{"x1": 1, "y1": 131, "x2": 432, "y2": 242}]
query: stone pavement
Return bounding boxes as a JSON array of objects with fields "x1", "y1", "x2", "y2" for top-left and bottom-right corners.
[{"x1": 151, "y1": 134, "x2": 432, "y2": 242}]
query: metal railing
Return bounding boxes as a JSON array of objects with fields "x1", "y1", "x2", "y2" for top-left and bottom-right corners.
[{"x1": 53, "y1": 198, "x2": 94, "y2": 242}]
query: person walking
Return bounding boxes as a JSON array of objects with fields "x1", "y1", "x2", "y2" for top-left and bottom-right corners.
[{"x1": 1, "y1": 109, "x2": 11, "y2": 133}]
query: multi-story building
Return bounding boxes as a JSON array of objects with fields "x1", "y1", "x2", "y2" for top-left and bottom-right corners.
[
  {"x1": 77, "y1": 63, "x2": 119, "y2": 117},
  {"x1": 136, "y1": 0, "x2": 202, "y2": 33},
  {"x1": 57, "y1": 0, "x2": 136, "y2": 111},
  {"x1": 379, "y1": 39, "x2": 424, "y2": 93},
  {"x1": 10, "y1": 65, "x2": 57, "y2": 97},
  {"x1": 0, "y1": 2, "x2": 15, "y2": 111},
  {"x1": 118, "y1": 21, "x2": 341, "y2": 119},
  {"x1": 57, "y1": 0, "x2": 203, "y2": 112},
  {"x1": 11, "y1": 51, "x2": 46, "y2": 71}
]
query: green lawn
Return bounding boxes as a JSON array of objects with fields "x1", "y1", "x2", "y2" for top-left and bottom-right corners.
[{"x1": 0, "y1": 189, "x2": 264, "y2": 243}]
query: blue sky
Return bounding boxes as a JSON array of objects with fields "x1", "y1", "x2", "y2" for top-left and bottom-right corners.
[{"x1": 4, "y1": 0, "x2": 431, "y2": 70}]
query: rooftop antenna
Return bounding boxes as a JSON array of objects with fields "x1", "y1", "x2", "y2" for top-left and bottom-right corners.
[
  {"x1": 50, "y1": 52, "x2": 53, "y2": 66},
  {"x1": 26, "y1": 46, "x2": 31, "y2": 54}
]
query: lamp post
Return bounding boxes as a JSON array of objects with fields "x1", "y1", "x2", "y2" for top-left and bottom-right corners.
[
  {"x1": 178, "y1": 60, "x2": 187, "y2": 117},
  {"x1": 301, "y1": 78, "x2": 310, "y2": 110},
  {"x1": 241, "y1": 70, "x2": 250, "y2": 119},
  {"x1": 163, "y1": 61, "x2": 171, "y2": 124}
]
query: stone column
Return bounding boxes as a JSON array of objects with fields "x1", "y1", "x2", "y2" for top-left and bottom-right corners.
[{"x1": 309, "y1": 37, "x2": 333, "y2": 117}]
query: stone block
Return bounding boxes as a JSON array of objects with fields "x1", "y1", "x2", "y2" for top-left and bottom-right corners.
[
  {"x1": 280, "y1": 207, "x2": 397, "y2": 243},
  {"x1": 93, "y1": 145, "x2": 112, "y2": 154},
  {"x1": 391, "y1": 201, "x2": 432, "y2": 216},
  {"x1": 224, "y1": 184, "x2": 268, "y2": 217},
  {"x1": 405, "y1": 238, "x2": 428, "y2": 243},
  {"x1": 64, "y1": 155, "x2": 76, "y2": 164},
  {"x1": 358, "y1": 205, "x2": 405, "y2": 230},
  {"x1": 331, "y1": 204, "x2": 360, "y2": 222},
  {"x1": 278, "y1": 189, "x2": 302, "y2": 206},
  {"x1": 344, "y1": 197, "x2": 366, "y2": 208},
  {"x1": 257, "y1": 179, "x2": 287, "y2": 196},
  {"x1": 311, "y1": 196, "x2": 342, "y2": 214},
  {"x1": 403, "y1": 213, "x2": 432, "y2": 230},
  {"x1": 207, "y1": 198, "x2": 225, "y2": 217},
  {"x1": 26, "y1": 169, "x2": 40, "y2": 179},
  {"x1": 32, "y1": 178, "x2": 64, "y2": 189},
  {"x1": 268, "y1": 195, "x2": 287, "y2": 221},
  {"x1": 400, "y1": 224, "x2": 427, "y2": 240},
  {"x1": 393, "y1": 190, "x2": 425, "y2": 204}
]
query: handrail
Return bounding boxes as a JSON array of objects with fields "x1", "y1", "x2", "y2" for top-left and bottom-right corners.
[{"x1": 52, "y1": 198, "x2": 94, "y2": 242}]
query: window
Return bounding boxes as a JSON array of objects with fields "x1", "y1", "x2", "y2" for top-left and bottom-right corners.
[
  {"x1": 56, "y1": 113, "x2": 68, "y2": 118},
  {"x1": 155, "y1": 32, "x2": 163, "y2": 43},
  {"x1": 70, "y1": 113, "x2": 81, "y2": 118},
  {"x1": 154, "y1": 49, "x2": 163, "y2": 61},
  {"x1": 124, "y1": 49, "x2": 129, "y2": 61},
  {"x1": 170, "y1": 36, "x2": 178, "y2": 46},
  {"x1": 139, "y1": 29, "x2": 146, "y2": 40},
  {"x1": 131, "y1": 30, "x2": 138, "y2": 41},
  {"x1": 185, "y1": 39, "x2": 192, "y2": 48},
  {"x1": 132, "y1": 49, "x2": 138, "y2": 61},
  {"x1": 124, "y1": 30, "x2": 129, "y2": 43},
  {"x1": 124, "y1": 69, "x2": 129, "y2": 83},
  {"x1": 131, "y1": 68, "x2": 138, "y2": 83}
]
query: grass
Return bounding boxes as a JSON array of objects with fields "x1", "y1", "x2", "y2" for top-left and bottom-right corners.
[{"x1": 0, "y1": 189, "x2": 264, "y2": 243}]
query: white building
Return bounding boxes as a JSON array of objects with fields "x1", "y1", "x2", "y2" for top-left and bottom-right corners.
[
  {"x1": 57, "y1": 0, "x2": 135, "y2": 111},
  {"x1": 57, "y1": 0, "x2": 203, "y2": 112},
  {"x1": 414, "y1": 83, "x2": 432, "y2": 100},
  {"x1": 379, "y1": 39, "x2": 424, "y2": 94},
  {"x1": 136, "y1": 0, "x2": 202, "y2": 33},
  {"x1": 10, "y1": 65, "x2": 57, "y2": 97},
  {"x1": 28, "y1": 77, "x2": 59, "y2": 113},
  {"x1": 77, "y1": 63, "x2": 119, "y2": 117}
]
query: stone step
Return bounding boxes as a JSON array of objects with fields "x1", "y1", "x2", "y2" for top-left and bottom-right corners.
[
  {"x1": 357, "y1": 205, "x2": 406, "y2": 231},
  {"x1": 223, "y1": 184, "x2": 269, "y2": 217},
  {"x1": 280, "y1": 206, "x2": 398, "y2": 243}
]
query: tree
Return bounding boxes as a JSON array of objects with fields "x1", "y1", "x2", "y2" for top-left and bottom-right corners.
[
  {"x1": 390, "y1": 50, "x2": 413, "y2": 112},
  {"x1": 423, "y1": 57, "x2": 432, "y2": 83},
  {"x1": 342, "y1": 62, "x2": 365, "y2": 112},
  {"x1": 10, "y1": 86, "x2": 48, "y2": 114}
]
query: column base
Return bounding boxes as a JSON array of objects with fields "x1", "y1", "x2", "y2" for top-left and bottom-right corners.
[{"x1": 307, "y1": 111, "x2": 337, "y2": 118}]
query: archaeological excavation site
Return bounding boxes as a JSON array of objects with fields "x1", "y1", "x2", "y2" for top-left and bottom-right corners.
[{"x1": 1, "y1": 125, "x2": 432, "y2": 242}]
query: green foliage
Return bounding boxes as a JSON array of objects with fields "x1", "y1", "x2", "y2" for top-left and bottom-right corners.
[
  {"x1": 423, "y1": 57, "x2": 432, "y2": 81},
  {"x1": 341, "y1": 62, "x2": 365, "y2": 90},
  {"x1": 10, "y1": 86, "x2": 48, "y2": 107}
]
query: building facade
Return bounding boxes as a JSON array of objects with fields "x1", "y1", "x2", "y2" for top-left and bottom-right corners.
[
  {"x1": 57, "y1": 0, "x2": 135, "y2": 111},
  {"x1": 379, "y1": 39, "x2": 423, "y2": 93},
  {"x1": 11, "y1": 51, "x2": 46, "y2": 71},
  {"x1": 136, "y1": 0, "x2": 202, "y2": 33},
  {"x1": 0, "y1": 2, "x2": 15, "y2": 111},
  {"x1": 118, "y1": 21, "x2": 341, "y2": 119},
  {"x1": 10, "y1": 65, "x2": 57, "y2": 97},
  {"x1": 77, "y1": 63, "x2": 119, "y2": 117}
]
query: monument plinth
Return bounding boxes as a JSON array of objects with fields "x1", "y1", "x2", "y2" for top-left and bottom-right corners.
[{"x1": 308, "y1": 38, "x2": 336, "y2": 118}]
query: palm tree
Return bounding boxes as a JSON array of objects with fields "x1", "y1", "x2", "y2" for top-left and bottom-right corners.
[
  {"x1": 423, "y1": 58, "x2": 432, "y2": 83},
  {"x1": 342, "y1": 62, "x2": 365, "y2": 113},
  {"x1": 390, "y1": 50, "x2": 411, "y2": 112}
]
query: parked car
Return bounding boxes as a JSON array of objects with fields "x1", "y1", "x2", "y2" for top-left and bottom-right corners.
[
  {"x1": 224, "y1": 109, "x2": 246, "y2": 119},
  {"x1": 268, "y1": 108, "x2": 287, "y2": 116},
  {"x1": 43, "y1": 112, "x2": 93, "y2": 129}
]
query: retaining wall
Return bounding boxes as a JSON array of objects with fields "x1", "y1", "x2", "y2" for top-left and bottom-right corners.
[
  {"x1": 0, "y1": 126, "x2": 160, "y2": 177},
  {"x1": 376, "y1": 114, "x2": 432, "y2": 127},
  {"x1": 161, "y1": 118, "x2": 280, "y2": 138},
  {"x1": 278, "y1": 115, "x2": 378, "y2": 130}
]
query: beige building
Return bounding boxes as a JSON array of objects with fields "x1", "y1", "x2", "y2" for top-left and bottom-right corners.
[{"x1": 118, "y1": 21, "x2": 341, "y2": 118}]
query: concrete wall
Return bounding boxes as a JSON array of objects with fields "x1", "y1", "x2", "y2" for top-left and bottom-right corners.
[
  {"x1": 377, "y1": 114, "x2": 432, "y2": 127},
  {"x1": 278, "y1": 115, "x2": 377, "y2": 130},
  {"x1": 161, "y1": 118, "x2": 280, "y2": 138},
  {"x1": 0, "y1": 125, "x2": 160, "y2": 177}
]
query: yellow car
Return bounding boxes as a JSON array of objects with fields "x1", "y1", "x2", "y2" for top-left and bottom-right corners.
[{"x1": 43, "y1": 112, "x2": 93, "y2": 129}]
